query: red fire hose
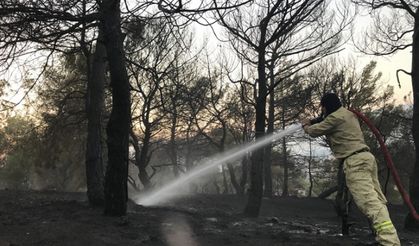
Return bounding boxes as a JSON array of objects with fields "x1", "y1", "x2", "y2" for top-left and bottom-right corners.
[{"x1": 349, "y1": 108, "x2": 419, "y2": 221}]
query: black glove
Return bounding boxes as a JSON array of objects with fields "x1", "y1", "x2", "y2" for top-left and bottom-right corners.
[{"x1": 310, "y1": 115, "x2": 324, "y2": 125}]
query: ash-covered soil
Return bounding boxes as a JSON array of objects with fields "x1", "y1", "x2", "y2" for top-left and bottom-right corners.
[{"x1": 0, "y1": 190, "x2": 418, "y2": 246}]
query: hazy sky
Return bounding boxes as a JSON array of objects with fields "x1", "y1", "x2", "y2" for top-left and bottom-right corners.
[
  {"x1": 1, "y1": 0, "x2": 414, "y2": 107},
  {"x1": 374, "y1": 50, "x2": 412, "y2": 103},
  {"x1": 192, "y1": 0, "x2": 414, "y2": 105}
]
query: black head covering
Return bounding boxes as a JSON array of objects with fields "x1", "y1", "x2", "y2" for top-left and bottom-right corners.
[{"x1": 320, "y1": 93, "x2": 342, "y2": 116}]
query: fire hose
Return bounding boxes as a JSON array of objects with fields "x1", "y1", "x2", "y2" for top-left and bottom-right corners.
[{"x1": 349, "y1": 108, "x2": 419, "y2": 221}]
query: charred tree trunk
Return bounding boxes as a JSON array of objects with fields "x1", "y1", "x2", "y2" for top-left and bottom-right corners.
[
  {"x1": 281, "y1": 106, "x2": 289, "y2": 197},
  {"x1": 101, "y1": 0, "x2": 131, "y2": 216},
  {"x1": 308, "y1": 139, "x2": 313, "y2": 197},
  {"x1": 139, "y1": 125, "x2": 152, "y2": 187},
  {"x1": 85, "y1": 31, "x2": 106, "y2": 207},
  {"x1": 227, "y1": 163, "x2": 243, "y2": 194},
  {"x1": 222, "y1": 166, "x2": 229, "y2": 194},
  {"x1": 244, "y1": 47, "x2": 267, "y2": 217},
  {"x1": 281, "y1": 137, "x2": 289, "y2": 197},
  {"x1": 169, "y1": 112, "x2": 179, "y2": 177},
  {"x1": 239, "y1": 120, "x2": 250, "y2": 195},
  {"x1": 279, "y1": 80, "x2": 289, "y2": 197},
  {"x1": 239, "y1": 155, "x2": 249, "y2": 195},
  {"x1": 184, "y1": 123, "x2": 194, "y2": 171},
  {"x1": 264, "y1": 78, "x2": 275, "y2": 197},
  {"x1": 405, "y1": 8, "x2": 419, "y2": 230},
  {"x1": 184, "y1": 124, "x2": 198, "y2": 193},
  {"x1": 213, "y1": 179, "x2": 220, "y2": 194},
  {"x1": 130, "y1": 130, "x2": 151, "y2": 189},
  {"x1": 222, "y1": 123, "x2": 242, "y2": 194}
]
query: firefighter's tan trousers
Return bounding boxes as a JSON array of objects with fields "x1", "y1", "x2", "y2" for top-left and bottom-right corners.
[{"x1": 343, "y1": 152, "x2": 401, "y2": 246}]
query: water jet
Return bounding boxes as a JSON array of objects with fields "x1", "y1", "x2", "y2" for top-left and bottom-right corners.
[{"x1": 135, "y1": 123, "x2": 302, "y2": 206}]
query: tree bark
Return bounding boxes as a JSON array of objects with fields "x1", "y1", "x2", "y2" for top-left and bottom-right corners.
[
  {"x1": 281, "y1": 137, "x2": 289, "y2": 197},
  {"x1": 227, "y1": 163, "x2": 243, "y2": 194},
  {"x1": 239, "y1": 119, "x2": 250, "y2": 195},
  {"x1": 222, "y1": 166, "x2": 229, "y2": 194},
  {"x1": 130, "y1": 130, "x2": 151, "y2": 189},
  {"x1": 185, "y1": 123, "x2": 194, "y2": 171},
  {"x1": 169, "y1": 112, "x2": 179, "y2": 177},
  {"x1": 244, "y1": 47, "x2": 267, "y2": 217},
  {"x1": 213, "y1": 179, "x2": 220, "y2": 194},
  {"x1": 281, "y1": 101, "x2": 289, "y2": 197},
  {"x1": 308, "y1": 139, "x2": 313, "y2": 197},
  {"x1": 100, "y1": 0, "x2": 131, "y2": 216},
  {"x1": 279, "y1": 80, "x2": 289, "y2": 197},
  {"x1": 405, "y1": 8, "x2": 419, "y2": 230},
  {"x1": 139, "y1": 125, "x2": 152, "y2": 186},
  {"x1": 263, "y1": 76, "x2": 275, "y2": 198},
  {"x1": 85, "y1": 30, "x2": 106, "y2": 207}
]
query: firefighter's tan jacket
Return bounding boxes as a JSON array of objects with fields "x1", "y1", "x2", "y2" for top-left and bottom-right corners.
[
  {"x1": 304, "y1": 107, "x2": 401, "y2": 246},
  {"x1": 304, "y1": 107, "x2": 369, "y2": 159}
]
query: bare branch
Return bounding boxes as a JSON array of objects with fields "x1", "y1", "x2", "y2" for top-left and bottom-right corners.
[{"x1": 396, "y1": 68, "x2": 412, "y2": 88}]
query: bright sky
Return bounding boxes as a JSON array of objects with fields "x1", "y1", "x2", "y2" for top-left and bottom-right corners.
[
  {"x1": 348, "y1": 1, "x2": 413, "y2": 104},
  {"x1": 191, "y1": 0, "x2": 414, "y2": 105},
  {"x1": 375, "y1": 50, "x2": 412, "y2": 103},
  {"x1": 0, "y1": 0, "x2": 414, "y2": 108}
]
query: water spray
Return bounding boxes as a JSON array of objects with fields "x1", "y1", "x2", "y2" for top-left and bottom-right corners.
[{"x1": 135, "y1": 123, "x2": 303, "y2": 206}]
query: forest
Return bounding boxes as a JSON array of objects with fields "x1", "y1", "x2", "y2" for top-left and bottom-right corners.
[{"x1": 0, "y1": 0, "x2": 418, "y2": 245}]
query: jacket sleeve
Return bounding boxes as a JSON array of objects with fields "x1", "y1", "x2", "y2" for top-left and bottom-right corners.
[{"x1": 305, "y1": 113, "x2": 343, "y2": 138}]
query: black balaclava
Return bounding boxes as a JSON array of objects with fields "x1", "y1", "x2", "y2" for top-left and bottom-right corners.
[{"x1": 320, "y1": 93, "x2": 342, "y2": 116}]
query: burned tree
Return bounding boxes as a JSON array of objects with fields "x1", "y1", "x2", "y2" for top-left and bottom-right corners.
[
  {"x1": 227, "y1": 83, "x2": 255, "y2": 195},
  {"x1": 351, "y1": 0, "x2": 419, "y2": 229},
  {"x1": 0, "y1": 0, "x2": 106, "y2": 206},
  {"x1": 214, "y1": 0, "x2": 349, "y2": 216},
  {"x1": 99, "y1": 0, "x2": 131, "y2": 216},
  {"x1": 189, "y1": 63, "x2": 245, "y2": 194},
  {"x1": 85, "y1": 29, "x2": 106, "y2": 206},
  {"x1": 126, "y1": 18, "x2": 199, "y2": 187}
]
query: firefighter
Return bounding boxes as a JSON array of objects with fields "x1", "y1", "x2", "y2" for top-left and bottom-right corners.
[{"x1": 301, "y1": 93, "x2": 400, "y2": 246}]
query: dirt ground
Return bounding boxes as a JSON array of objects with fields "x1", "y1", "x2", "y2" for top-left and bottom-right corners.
[{"x1": 0, "y1": 190, "x2": 418, "y2": 246}]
